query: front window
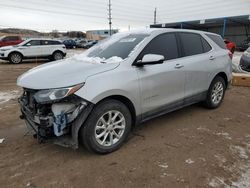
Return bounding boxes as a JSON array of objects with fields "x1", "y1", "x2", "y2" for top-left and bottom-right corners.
[
  {"x1": 24, "y1": 40, "x2": 41, "y2": 46},
  {"x1": 85, "y1": 33, "x2": 149, "y2": 60}
]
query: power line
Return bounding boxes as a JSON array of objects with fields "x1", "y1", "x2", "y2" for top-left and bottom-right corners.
[
  {"x1": 0, "y1": 3, "x2": 151, "y2": 23},
  {"x1": 10, "y1": 0, "x2": 153, "y2": 18}
]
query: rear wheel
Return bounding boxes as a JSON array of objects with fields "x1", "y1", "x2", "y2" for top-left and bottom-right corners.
[
  {"x1": 204, "y1": 76, "x2": 226, "y2": 109},
  {"x1": 9, "y1": 52, "x2": 22, "y2": 64},
  {"x1": 52, "y1": 51, "x2": 64, "y2": 61},
  {"x1": 81, "y1": 99, "x2": 132, "y2": 154}
]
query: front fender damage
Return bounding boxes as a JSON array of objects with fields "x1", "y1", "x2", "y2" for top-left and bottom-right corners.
[
  {"x1": 19, "y1": 90, "x2": 94, "y2": 149},
  {"x1": 53, "y1": 104, "x2": 93, "y2": 149}
]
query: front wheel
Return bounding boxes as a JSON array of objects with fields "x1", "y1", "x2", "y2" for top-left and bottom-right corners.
[
  {"x1": 204, "y1": 76, "x2": 226, "y2": 109},
  {"x1": 9, "y1": 52, "x2": 22, "y2": 64},
  {"x1": 81, "y1": 99, "x2": 132, "y2": 154}
]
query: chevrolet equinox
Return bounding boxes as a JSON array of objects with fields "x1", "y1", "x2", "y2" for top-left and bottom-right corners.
[{"x1": 17, "y1": 29, "x2": 232, "y2": 154}]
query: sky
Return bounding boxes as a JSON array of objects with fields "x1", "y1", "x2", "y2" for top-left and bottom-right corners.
[{"x1": 0, "y1": 0, "x2": 249, "y2": 32}]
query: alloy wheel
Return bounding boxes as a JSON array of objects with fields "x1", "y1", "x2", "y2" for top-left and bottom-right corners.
[
  {"x1": 11, "y1": 53, "x2": 21, "y2": 64},
  {"x1": 211, "y1": 81, "x2": 224, "y2": 105},
  {"x1": 54, "y1": 52, "x2": 63, "y2": 60},
  {"x1": 95, "y1": 110, "x2": 126, "y2": 147}
]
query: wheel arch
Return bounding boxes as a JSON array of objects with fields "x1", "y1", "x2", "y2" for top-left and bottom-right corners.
[
  {"x1": 214, "y1": 72, "x2": 228, "y2": 88},
  {"x1": 52, "y1": 50, "x2": 64, "y2": 56},
  {"x1": 8, "y1": 51, "x2": 23, "y2": 58},
  {"x1": 95, "y1": 95, "x2": 137, "y2": 127}
]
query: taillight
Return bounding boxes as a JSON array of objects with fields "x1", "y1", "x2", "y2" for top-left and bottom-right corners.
[{"x1": 228, "y1": 51, "x2": 233, "y2": 59}]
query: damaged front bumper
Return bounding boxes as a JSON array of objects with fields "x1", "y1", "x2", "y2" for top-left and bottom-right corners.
[{"x1": 19, "y1": 89, "x2": 93, "y2": 149}]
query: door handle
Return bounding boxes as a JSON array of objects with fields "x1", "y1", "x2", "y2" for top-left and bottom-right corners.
[
  {"x1": 175, "y1": 64, "x2": 184, "y2": 69},
  {"x1": 209, "y1": 56, "x2": 216, "y2": 60}
]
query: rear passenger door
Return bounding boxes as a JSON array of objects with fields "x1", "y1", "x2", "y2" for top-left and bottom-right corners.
[
  {"x1": 177, "y1": 32, "x2": 213, "y2": 101},
  {"x1": 136, "y1": 33, "x2": 185, "y2": 118},
  {"x1": 40, "y1": 40, "x2": 54, "y2": 56}
]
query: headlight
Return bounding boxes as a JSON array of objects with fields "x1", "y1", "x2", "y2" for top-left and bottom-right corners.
[
  {"x1": 243, "y1": 51, "x2": 250, "y2": 57},
  {"x1": 34, "y1": 84, "x2": 84, "y2": 103}
]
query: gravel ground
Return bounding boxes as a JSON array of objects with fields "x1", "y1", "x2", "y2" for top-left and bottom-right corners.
[{"x1": 0, "y1": 49, "x2": 250, "y2": 188}]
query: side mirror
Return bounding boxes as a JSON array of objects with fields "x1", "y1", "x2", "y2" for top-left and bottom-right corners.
[
  {"x1": 26, "y1": 43, "x2": 31, "y2": 46},
  {"x1": 137, "y1": 54, "x2": 164, "y2": 66}
]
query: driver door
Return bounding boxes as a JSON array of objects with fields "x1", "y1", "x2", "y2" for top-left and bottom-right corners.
[
  {"x1": 136, "y1": 33, "x2": 185, "y2": 119},
  {"x1": 21, "y1": 40, "x2": 42, "y2": 57}
]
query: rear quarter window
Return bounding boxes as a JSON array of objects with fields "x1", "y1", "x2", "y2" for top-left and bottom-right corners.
[
  {"x1": 205, "y1": 34, "x2": 227, "y2": 49},
  {"x1": 201, "y1": 37, "x2": 212, "y2": 52},
  {"x1": 49, "y1": 40, "x2": 62, "y2": 45}
]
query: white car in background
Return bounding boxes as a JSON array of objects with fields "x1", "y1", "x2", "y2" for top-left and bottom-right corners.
[{"x1": 0, "y1": 38, "x2": 67, "y2": 64}]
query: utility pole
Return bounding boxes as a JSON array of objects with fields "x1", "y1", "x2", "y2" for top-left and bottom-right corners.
[
  {"x1": 154, "y1": 8, "x2": 157, "y2": 25},
  {"x1": 108, "y1": 0, "x2": 112, "y2": 36}
]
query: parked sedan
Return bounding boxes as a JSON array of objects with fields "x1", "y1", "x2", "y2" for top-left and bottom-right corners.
[
  {"x1": 0, "y1": 38, "x2": 66, "y2": 64},
  {"x1": 83, "y1": 40, "x2": 98, "y2": 49},
  {"x1": 76, "y1": 39, "x2": 88, "y2": 48},
  {"x1": 240, "y1": 47, "x2": 250, "y2": 72},
  {"x1": 17, "y1": 29, "x2": 232, "y2": 154},
  {"x1": 63, "y1": 39, "x2": 77, "y2": 49}
]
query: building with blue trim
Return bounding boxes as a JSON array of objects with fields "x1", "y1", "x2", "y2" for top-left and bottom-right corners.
[{"x1": 150, "y1": 15, "x2": 250, "y2": 46}]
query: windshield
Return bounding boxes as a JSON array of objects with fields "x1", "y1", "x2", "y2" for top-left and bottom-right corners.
[
  {"x1": 17, "y1": 39, "x2": 30, "y2": 46},
  {"x1": 85, "y1": 33, "x2": 149, "y2": 60}
]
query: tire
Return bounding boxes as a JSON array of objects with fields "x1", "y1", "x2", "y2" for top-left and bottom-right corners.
[
  {"x1": 204, "y1": 76, "x2": 226, "y2": 109},
  {"x1": 81, "y1": 99, "x2": 132, "y2": 154},
  {"x1": 9, "y1": 52, "x2": 22, "y2": 64},
  {"x1": 52, "y1": 51, "x2": 64, "y2": 61}
]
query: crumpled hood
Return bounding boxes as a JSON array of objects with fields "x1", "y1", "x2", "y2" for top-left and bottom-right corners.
[{"x1": 17, "y1": 57, "x2": 121, "y2": 89}]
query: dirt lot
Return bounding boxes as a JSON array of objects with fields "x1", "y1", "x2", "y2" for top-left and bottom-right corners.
[{"x1": 0, "y1": 53, "x2": 250, "y2": 188}]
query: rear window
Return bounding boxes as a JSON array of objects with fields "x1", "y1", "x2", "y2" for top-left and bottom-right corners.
[
  {"x1": 179, "y1": 33, "x2": 204, "y2": 56},
  {"x1": 42, "y1": 40, "x2": 62, "y2": 45},
  {"x1": 206, "y1": 34, "x2": 227, "y2": 49}
]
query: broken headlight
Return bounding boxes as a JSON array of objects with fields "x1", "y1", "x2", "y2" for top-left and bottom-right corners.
[{"x1": 34, "y1": 84, "x2": 84, "y2": 103}]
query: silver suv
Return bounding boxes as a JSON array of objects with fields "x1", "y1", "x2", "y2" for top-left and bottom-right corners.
[{"x1": 17, "y1": 29, "x2": 232, "y2": 154}]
